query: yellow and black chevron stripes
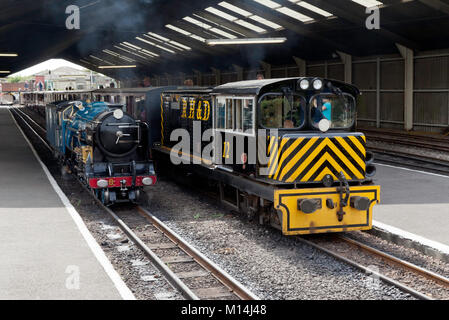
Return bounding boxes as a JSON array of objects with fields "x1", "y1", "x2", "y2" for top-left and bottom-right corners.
[{"x1": 267, "y1": 135, "x2": 366, "y2": 183}]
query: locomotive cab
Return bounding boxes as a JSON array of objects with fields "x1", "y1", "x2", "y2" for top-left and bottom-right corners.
[
  {"x1": 156, "y1": 78, "x2": 380, "y2": 235},
  {"x1": 211, "y1": 78, "x2": 380, "y2": 235}
]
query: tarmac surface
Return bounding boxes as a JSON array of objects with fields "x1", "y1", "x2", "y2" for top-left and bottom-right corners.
[
  {"x1": 373, "y1": 163, "x2": 449, "y2": 247},
  {"x1": 0, "y1": 107, "x2": 125, "y2": 299}
]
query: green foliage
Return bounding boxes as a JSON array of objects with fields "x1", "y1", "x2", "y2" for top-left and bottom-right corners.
[{"x1": 7, "y1": 75, "x2": 30, "y2": 83}]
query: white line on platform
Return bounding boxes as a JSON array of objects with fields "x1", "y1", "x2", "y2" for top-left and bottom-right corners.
[
  {"x1": 374, "y1": 162, "x2": 449, "y2": 179},
  {"x1": 9, "y1": 107, "x2": 135, "y2": 300},
  {"x1": 373, "y1": 220, "x2": 449, "y2": 255}
]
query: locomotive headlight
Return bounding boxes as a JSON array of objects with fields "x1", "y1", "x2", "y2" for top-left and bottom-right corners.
[
  {"x1": 142, "y1": 177, "x2": 155, "y2": 186},
  {"x1": 299, "y1": 79, "x2": 310, "y2": 90},
  {"x1": 318, "y1": 119, "x2": 331, "y2": 132},
  {"x1": 113, "y1": 109, "x2": 124, "y2": 120},
  {"x1": 313, "y1": 79, "x2": 323, "y2": 90},
  {"x1": 97, "y1": 179, "x2": 108, "y2": 188}
]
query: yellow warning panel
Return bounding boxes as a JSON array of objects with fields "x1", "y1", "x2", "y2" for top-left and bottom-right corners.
[{"x1": 274, "y1": 185, "x2": 380, "y2": 235}]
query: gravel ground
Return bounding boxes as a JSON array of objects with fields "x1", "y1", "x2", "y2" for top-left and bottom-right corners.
[
  {"x1": 12, "y1": 107, "x2": 183, "y2": 300},
  {"x1": 346, "y1": 232, "x2": 449, "y2": 279},
  {"x1": 309, "y1": 236, "x2": 449, "y2": 299},
  {"x1": 143, "y1": 177, "x2": 415, "y2": 300},
  {"x1": 18, "y1": 105, "x2": 441, "y2": 300}
]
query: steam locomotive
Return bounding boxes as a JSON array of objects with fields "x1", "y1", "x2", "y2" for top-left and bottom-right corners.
[{"x1": 45, "y1": 99, "x2": 156, "y2": 204}]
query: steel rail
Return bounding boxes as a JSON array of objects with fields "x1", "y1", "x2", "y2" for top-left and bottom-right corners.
[
  {"x1": 11, "y1": 106, "x2": 200, "y2": 300},
  {"x1": 12, "y1": 106, "x2": 257, "y2": 300},
  {"x1": 9, "y1": 107, "x2": 51, "y2": 150},
  {"x1": 339, "y1": 236, "x2": 449, "y2": 288},
  {"x1": 137, "y1": 206, "x2": 259, "y2": 300},
  {"x1": 91, "y1": 197, "x2": 200, "y2": 300},
  {"x1": 296, "y1": 237, "x2": 434, "y2": 300},
  {"x1": 13, "y1": 107, "x2": 46, "y2": 133}
]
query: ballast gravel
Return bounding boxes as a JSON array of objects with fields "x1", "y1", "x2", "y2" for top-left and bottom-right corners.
[{"x1": 143, "y1": 178, "x2": 415, "y2": 300}]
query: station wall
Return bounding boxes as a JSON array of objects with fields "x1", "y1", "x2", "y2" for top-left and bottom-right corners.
[{"x1": 151, "y1": 48, "x2": 449, "y2": 133}]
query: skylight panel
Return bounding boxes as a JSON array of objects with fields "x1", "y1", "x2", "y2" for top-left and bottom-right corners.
[
  {"x1": 254, "y1": 0, "x2": 279, "y2": 9},
  {"x1": 122, "y1": 42, "x2": 142, "y2": 50},
  {"x1": 102, "y1": 49, "x2": 135, "y2": 63},
  {"x1": 234, "y1": 20, "x2": 266, "y2": 33},
  {"x1": 351, "y1": 0, "x2": 383, "y2": 7},
  {"x1": 218, "y1": 2, "x2": 251, "y2": 17},
  {"x1": 206, "y1": 7, "x2": 236, "y2": 21},
  {"x1": 166, "y1": 24, "x2": 191, "y2": 36},
  {"x1": 183, "y1": 17, "x2": 212, "y2": 29},
  {"x1": 253, "y1": 0, "x2": 314, "y2": 22},
  {"x1": 169, "y1": 40, "x2": 191, "y2": 51},
  {"x1": 183, "y1": 16, "x2": 238, "y2": 39},
  {"x1": 211, "y1": 27, "x2": 237, "y2": 39},
  {"x1": 89, "y1": 55, "x2": 114, "y2": 65},
  {"x1": 115, "y1": 44, "x2": 158, "y2": 60},
  {"x1": 145, "y1": 33, "x2": 192, "y2": 51},
  {"x1": 288, "y1": 1, "x2": 333, "y2": 17},
  {"x1": 277, "y1": 7, "x2": 314, "y2": 22},
  {"x1": 165, "y1": 24, "x2": 207, "y2": 42},
  {"x1": 249, "y1": 15, "x2": 283, "y2": 30},
  {"x1": 205, "y1": 7, "x2": 266, "y2": 33},
  {"x1": 136, "y1": 36, "x2": 176, "y2": 54},
  {"x1": 218, "y1": 2, "x2": 283, "y2": 30},
  {"x1": 147, "y1": 32, "x2": 169, "y2": 42}
]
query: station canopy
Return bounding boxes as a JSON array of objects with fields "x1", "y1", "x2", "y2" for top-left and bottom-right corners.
[{"x1": 1, "y1": 0, "x2": 449, "y2": 79}]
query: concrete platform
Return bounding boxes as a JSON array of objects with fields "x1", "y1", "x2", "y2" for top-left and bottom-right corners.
[
  {"x1": 373, "y1": 163, "x2": 449, "y2": 251},
  {"x1": 0, "y1": 107, "x2": 131, "y2": 299}
]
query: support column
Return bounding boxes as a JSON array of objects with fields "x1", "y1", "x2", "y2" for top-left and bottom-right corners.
[
  {"x1": 337, "y1": 51, "x2": 352, "y2": 83},
  {"x1": 211, "y1": 68, "x2": 221, "y2": 85},
  {"x1": 260, "y1": 61, "x2": 271, "y2": 79},
  {"x1": 233, "y1": 64, "x2": 244, "y2": 81},
  {"x1": 179, "y1": 72, "x2": 186, "y2": 85},
  {"x1": 396, "y1": 43, "x2": 414, "y2": 131},
  {"x1": 193, "y1": 69, "x2": 202, "y2": 86},
  {"x1": 376, "y1": 57, "x2": 381, "y2": 128},
  {"x1": 164, "y1": 73, "x2": 171, "y2": 85},
  {"x1": 293, "y1": 56, "x2": 306, "y2": 77}
]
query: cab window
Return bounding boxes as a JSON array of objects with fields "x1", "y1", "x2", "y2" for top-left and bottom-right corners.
[
  {"x1": 310, "y1": 93, "x2": 355, "y2": 129},
  {"x1": 260, "y1": 94, "x2": 305, "y2": 129},
  {"x1": 216, "y1": 97, "x2": 225, "y2": 129},
  {"x1": 215, "y1": 97, "x2": 254, "y2": 134}
]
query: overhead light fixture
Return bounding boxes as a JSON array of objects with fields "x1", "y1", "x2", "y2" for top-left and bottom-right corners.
[
  {"x1": 0, "y1": 53, "x2": 18, "y2": 57},
  {"x1": 0, "y1": 71, "x2": 11, "y2": 74},
  {"x1": 98, "y1": 65, "x2": 137, "y2": 69},
  {"x1": 206, "y1": 37, "x2": 286, "y2": 46}
]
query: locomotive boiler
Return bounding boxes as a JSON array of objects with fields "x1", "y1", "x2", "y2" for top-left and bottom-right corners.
[{"x1": 46, "y1": 100, "x2": 156, "y2": 204}]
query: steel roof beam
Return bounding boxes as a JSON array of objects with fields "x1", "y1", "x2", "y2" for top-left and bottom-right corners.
[
  {"x1": 303, "y1": 0, "x2": 421, "y2": 49},
  {"x1": 416, "y1": 0, "x2": 449, "y2": 15},
  {"x1": 193, "y1": 11, "x2": 260, "y2": 38},
  {"x1": 229, "y1": 0, "x2": 355, "y2": 54}
]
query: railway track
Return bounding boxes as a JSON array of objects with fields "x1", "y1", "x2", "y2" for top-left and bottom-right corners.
[
  {"x1": 370, "y1": 147, "x2": 449, "y2": 175},
  {"x1": 357, "y1": 128, "x2": 449, "y2": 175},
  {"x1": 298, "y1": 235, "x2": 449, "y2": 300},
  {"x1": 10, "y1": 106, "x2": 258, "y2": 300},
  {"x1": 12, "y1": 105, "x2": 449, "y2": 300}
]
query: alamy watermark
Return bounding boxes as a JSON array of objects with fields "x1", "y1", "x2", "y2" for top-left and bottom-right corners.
[
  {"x1": 365, "y1": 6, "x2": 380, "y2": 30},
  {"x1": 65, "y1": 265, "x2": 80, "y2": 290},
  {"x1": 65, "y1": 5, "x2": 80, "y2": 30}
]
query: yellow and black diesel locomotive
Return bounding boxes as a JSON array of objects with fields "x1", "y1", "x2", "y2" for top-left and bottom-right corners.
[{"x1": 152, "y1": 77, "x2": 380, "y2": 236}]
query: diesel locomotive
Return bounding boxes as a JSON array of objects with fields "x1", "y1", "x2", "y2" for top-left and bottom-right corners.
[
  {"x1": 148, "y1": 77, "x2": 380, "y2": 235},
  {"x1": 45, "y1": 99, "x2": 156, "y2": 204}
]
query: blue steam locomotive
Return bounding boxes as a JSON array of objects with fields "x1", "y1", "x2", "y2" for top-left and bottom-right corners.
[{"x1": 45, "y1": 99, "x2": 156, "y2": 204}]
